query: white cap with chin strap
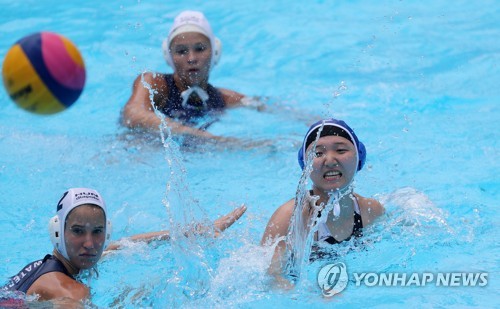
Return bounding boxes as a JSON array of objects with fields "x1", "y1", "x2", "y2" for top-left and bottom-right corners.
[
  {"x1": 48, "y1": 188, "x2": 112, "y2": 261},
  {"x1": 162, "y1": 10, "x2": 222, "y2": 70}
]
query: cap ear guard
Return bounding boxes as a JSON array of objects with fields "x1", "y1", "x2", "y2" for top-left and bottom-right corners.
[
  {"x1": 105, "y1": 220, "x2": 112, "y2": 244},
  {"x1": 162, "y1": 38, "x2": 174, "y2": 68},
  {"x1": 49, "y1": 215, "x2": 64, "y2": 256},
  {"x1": 357, "y1": 141, "x2": 366, "y2": 171},
  {"x1": 212, "y1": 37, "x2": 222, "y2": 66}
]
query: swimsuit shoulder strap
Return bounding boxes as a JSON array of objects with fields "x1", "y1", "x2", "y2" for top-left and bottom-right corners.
[{"x1": 352, "y1": 196, "x2": 364, "y2": 235}]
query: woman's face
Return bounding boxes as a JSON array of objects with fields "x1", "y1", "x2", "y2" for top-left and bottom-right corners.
[
  {"x1": 170, "y1": 32, "x2": 212, "y2": 86},
  {"x1": 64, "y1": 205, "x2": 106, "y2": 270},
  {"x1": 308, "y1": 135, "x2": 358, "y2": 194}
]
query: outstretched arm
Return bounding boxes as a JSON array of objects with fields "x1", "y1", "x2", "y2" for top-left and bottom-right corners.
[
  {"x1": 219, "y1": 88, "x2": 268, "y2": 112},
  {"x1": 218, "y1": 88, "x2": 245, "y2": 108},
  {"x1": 105, "y1": 205, "x2": 247, "y2": 252},
  {"x1": 213, "y1": 204, "x2": 247, "y2": 236}
]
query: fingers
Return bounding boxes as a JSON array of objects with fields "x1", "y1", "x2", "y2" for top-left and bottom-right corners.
[
  {"x1": 214, "y1": 204, "x2": 247, "y2": 233},
  {"x1": 228, "y1": 204, "x2": 247, "y2": 222}
]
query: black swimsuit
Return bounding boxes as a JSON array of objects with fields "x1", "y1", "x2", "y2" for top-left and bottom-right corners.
[
  {"x1": 157, "y1": 74, "x2": 225, "y2": 126},
  {"x1": 285, "y1": 194, "x2": 365, "y2": 277},
  {"x1": 317, "y1": 210, "x2": 363, "y2": 244},
  {"x1": 312, "y1": 189, "x2": 364, "y2": 244},
  {"x1": 309, "y1": 192, "x2": 364, "y2": 261},
  {"x1": 2, "y1": 254, "x2": 72, "y2": 293}
]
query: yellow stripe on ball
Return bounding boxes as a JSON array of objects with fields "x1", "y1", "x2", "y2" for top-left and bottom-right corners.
[{"x1": 2, "y1": 44, "x2": 66, "y2": 114}]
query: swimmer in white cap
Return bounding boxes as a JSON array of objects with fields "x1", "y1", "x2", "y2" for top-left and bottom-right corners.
[
  {"x1": 122, "y1": 10, "x2": 262, "y2": 143},
  {"x1": 2, "y1": 187, "x2": 246, "y2": 305}
]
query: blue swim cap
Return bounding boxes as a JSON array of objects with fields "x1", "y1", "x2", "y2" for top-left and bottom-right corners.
[{"x1": 298, "y1": 118, "x2": 366, "y2": 171}]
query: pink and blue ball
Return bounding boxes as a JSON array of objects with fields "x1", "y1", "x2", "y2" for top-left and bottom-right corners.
[{"x1": 2, "y1": 32, "x2": 86, "y2": 114}]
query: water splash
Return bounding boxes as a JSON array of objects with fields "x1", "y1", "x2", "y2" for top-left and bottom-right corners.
[
  {"x1": 333, "y1": 81, "x2": 348, "y2": 98},
  {"x1": 188, "y1": 244, "x2": 274, "y2": 307},
  {"x1": 322, "y1": 81, "x2": 348, "y2": 117},
  {"x1": 378, "y1": 187, "x2": 453, "y2": 237},
  {"x1": 343, "y1": 187, "x2": 460, "y2": 272},
  {"x1": 140, "y1": 73, "x2": 214, "y2": 303}
]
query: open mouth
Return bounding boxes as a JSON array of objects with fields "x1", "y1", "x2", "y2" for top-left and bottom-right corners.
[{"x1": 324, "y1": 170, "x2": 341, "y2": 180}]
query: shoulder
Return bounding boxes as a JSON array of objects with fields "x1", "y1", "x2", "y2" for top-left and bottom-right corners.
[
  {"x1": 132, "y1": 72, "x2": 168, "y2": 89},
  {"x1": 27, "y1": 271, "x2": 88, "y2": 301},
  {"x1": 272, "y1": 199, "x2": 295, "y2": 222},
  {"x1": 261, "y1": 199, "x2": 295, "y2": 245},
  {"x1": 354, "y1": 193, "x2": 385, "y2": 226},
  {"x1": 127, "y1": 72, "x2": 169, "y2": 106},
  {"x1": 217, "y1": 88, "x2": 245, "y2": 106}
]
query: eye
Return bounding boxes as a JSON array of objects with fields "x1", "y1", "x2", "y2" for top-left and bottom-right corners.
[
  {"x1": 70, "y1": 227, "x2": 84, "y2": 235},
  {"x1": 93, "y1": 228, "x2": 104, "y2": 235},
  {"x1": 173, "y1": 46, "x2": 188, "y2": 55},
  {"x1": 314, "y1": 146, "x2": 327, "y2": 158},
  {"x1": 194, "y1": 43, "x2": 207, "y2": 52}
]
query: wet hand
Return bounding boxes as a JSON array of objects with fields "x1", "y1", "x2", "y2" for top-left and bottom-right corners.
[{"x1": 214, "y1": 204, "x2": 247, "y2": 237}]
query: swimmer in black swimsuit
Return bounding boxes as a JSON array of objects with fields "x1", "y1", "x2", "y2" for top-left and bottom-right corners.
[
  {"x1": 122, "y1": 10, "x2": 263, "y2": 142},
  {"x1": 157, "y1": 74, "x2": 225, "y2": 127},
  {"x1": 1, "y1": 187, "x2": 246, "y2": 305},
  {"x1": 261, "y1": 118, "x2": 384, "y2": 288},
  {"x1": 1, "y1": 188, "x2": 112, "y2": 305}
]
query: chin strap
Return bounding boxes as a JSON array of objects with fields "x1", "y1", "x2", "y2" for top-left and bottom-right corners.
[
  {"x1": 180, "y1": 86, "x2": 209, "y2": 110},
  {"x1": 327, "y1": 187, "x2": 353, "y2": 218},
  {"x1": 327, "y1": 191, "x2": 341, "y2": 217}
]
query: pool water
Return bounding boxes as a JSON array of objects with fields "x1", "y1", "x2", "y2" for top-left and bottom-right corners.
[{"x1": 1, "y1": 0, "x2": 498, "y2": 308}]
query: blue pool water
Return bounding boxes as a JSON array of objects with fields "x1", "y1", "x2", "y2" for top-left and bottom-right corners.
[{"x1": 1, "y1": 0, "x2": 499, "y2": 307}]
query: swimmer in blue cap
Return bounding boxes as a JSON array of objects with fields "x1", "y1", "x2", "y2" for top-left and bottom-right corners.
[
  {"x1": 261, "y1": 118, "x2": 384, "y2": 287},
  {"x1": 2, "y1": 187, "x2": 246, "y2": 305},
  {"x1": 122, "y1": 10, "x2": 263, "y2": 143}
]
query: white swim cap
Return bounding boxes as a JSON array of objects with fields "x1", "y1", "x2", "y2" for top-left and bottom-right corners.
[
  {"x1": 162, "y1": 10, "x2": 222, "y2": 69},
  {"x1": 48, "y1": 188, "x2": 112, "y2": 261}
]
